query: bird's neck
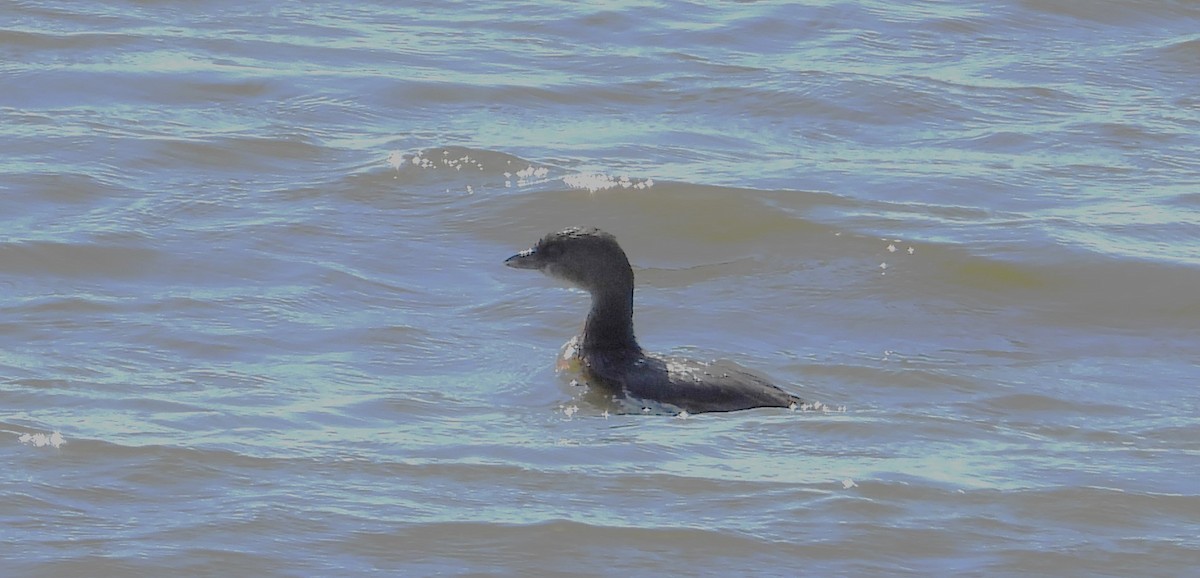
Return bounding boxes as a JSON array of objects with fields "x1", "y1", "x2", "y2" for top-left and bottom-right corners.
[{"x1": 582, "y1": 285, "x2": 640, "y2": 353}]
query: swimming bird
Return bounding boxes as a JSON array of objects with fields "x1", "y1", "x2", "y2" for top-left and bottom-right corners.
[{"x1": 505, "y1": 227, "x2": 802, "y2": 414}]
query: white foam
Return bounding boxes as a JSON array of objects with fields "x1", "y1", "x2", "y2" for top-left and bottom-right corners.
[
  {"x1": 506, "y1": 165, "x2": 552, "y2": 187},
  {"x1": 562, "y1": 173, "x2": 654, "y2": 193},
  {"x1": 19, "y1": 431, "x2": 65, "y2": 449}
]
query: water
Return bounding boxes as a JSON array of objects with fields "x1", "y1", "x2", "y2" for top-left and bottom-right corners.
[{"x1": 3, "y1": 1, "x2": 1199, "y2": 575}]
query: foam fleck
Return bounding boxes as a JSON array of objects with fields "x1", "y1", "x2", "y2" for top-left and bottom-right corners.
[{"x1": 386, "y1": 150, "x2": 406, "y2": 170}]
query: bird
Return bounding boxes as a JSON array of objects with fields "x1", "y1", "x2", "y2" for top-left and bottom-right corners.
[{"x1": 505, "y1": 227, "x2": 802, "y2": 414}]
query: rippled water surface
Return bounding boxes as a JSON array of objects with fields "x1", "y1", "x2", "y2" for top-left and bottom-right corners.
[{"x1": 4, "y1": 1, "x2": 1199, "y2": 576}]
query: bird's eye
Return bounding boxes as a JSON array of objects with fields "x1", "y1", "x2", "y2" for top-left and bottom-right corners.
[{"x1": 542, "y1": 243, "x2": 563, "y2": 258}]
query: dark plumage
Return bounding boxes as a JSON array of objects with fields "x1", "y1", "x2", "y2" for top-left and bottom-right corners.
[{"x1": 506, "y1": 227, "x2": 801, "y2": 414}]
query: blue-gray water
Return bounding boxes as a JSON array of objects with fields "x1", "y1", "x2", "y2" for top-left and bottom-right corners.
[{"x1": 3, "y1": 1, "x2": 1199, "y2": 576}]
